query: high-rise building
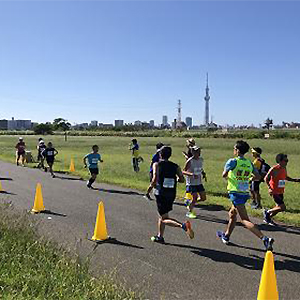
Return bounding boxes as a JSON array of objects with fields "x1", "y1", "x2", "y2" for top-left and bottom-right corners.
[
  {"x1": 90, "y1": 120, "x2": 98, "y2": 127},
  {"x1": 186, "y1": 117, "x2": 192, "y2": 128},
  {"x1": 115, "y1": 120, "x2": 124, "y2": 127},
  {"x1": 177, "y1": 99, "x2": 182, "y2": 128},
  {"x1": 149, "y1": 120, "x2": 155, "y2": 128},
  {"x1": 162, "y1": 115, "x2": 168, "y2": 126},
  {"x1": 204, "y1": 73, "x2": 210, "y2": 126}
]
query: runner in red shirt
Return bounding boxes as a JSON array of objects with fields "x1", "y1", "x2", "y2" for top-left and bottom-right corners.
[
  {"x1": 15, "y1": 137, "x2": 26, "y2": 166},
  {"x1": 263, "y1": 153, "x2": 300, "y2": 225}
]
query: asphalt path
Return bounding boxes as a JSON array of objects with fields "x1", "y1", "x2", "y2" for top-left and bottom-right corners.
[{"x1": 1, "y1": 160, "x2": 300, "y2": 300}]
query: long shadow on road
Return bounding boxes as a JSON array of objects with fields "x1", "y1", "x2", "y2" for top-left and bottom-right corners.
[
  {"x1": 90, "y1": 237, "x2": 144, "y2": 250},
  {"x1": 258, "y1": 223, "x2": 300, "y2": 236},
  {"x1": 95, "y1": 188, "x2": 144, "y2": 196}
]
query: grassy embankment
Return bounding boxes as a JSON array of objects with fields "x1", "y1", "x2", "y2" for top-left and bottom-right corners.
[
  {"x1": 1, "y1": 135, "x2": 300, "y2": 226},
  {"x1": 0, "y1": 204, "x2": 139, "y2": 299}
]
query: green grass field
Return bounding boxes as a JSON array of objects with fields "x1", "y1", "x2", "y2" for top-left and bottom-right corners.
[{"x1": 1, "y1": 135, "x2": 300, "y2": 225}]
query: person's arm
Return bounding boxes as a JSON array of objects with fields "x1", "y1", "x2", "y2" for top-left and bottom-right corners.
[
  {"x1": 286, "y1": 173, "x2": 300, "y2": 182},
  {"x1": 99, "y1": 154, "x2": 103, "y2": 163},
  {"x1": 182, "y1": 151, "x2": 189, "y2": 160},
  {"x1": 264, "y1": 168, "x2": 273, "y2": 195},
  {"x1": 83, "y1": 155, "x2": 88, "y2": 168},
  {"x1": 182, "y1": 160, "x2": 194, "y2": 177},
  {"x1": 222, "y1": 158, "x2": 236, "y2": 179},
  {"x1": 146, "y1": 162, "x2": 158, "y2": 196},
  {"x1": 54, "y1": 149, "x2": 58, "y2": 156},
  {"x1": 176, "y1": 166, "x2": 185, "y2": 183}
]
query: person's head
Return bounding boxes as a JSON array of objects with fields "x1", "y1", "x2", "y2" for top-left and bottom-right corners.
[
  {"x1": 251, "y1": 147, "x2": 262, "y2": 158},
  {"x1": 38, "y1": 137, "x2": 43, "y2": 141},
  {"x1": 131, "y1": 139, "x2": 137, "y2": 145},
  {"x1": 156, "y1": 142, "x2": 164, "y2": 151},
  {"x1": 234, "y1": 140, "x2": 250, "y2": 156},
  {"x1": 19, "y1": 137, "x2": 23, "y2": 142},
  {"x1": 276, "y1": 153, "x2": 288, "y2": 167},
  {"x1": 92, "y1": 144, "x2": 99, "y2": 153},
  {"x1": 160, "y1": 146, "x2": 172, "y2": 160},
  {"x1": 39, "y1": 140, "x2": 45, "y2": 145},
  {"x1": 47, "y1": 142, "x2": 53, "y2": 148},
  {"x1": 186, "y1": 138, "x2": 195, "y2": 148},
  {"x1": 191, "y1": 146, "x2": 201, "y2": 158}
]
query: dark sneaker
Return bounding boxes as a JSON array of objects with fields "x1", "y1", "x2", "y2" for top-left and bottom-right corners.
[
  {"x1": 143, "y1": 194, "x2": 152, "y2": 200},
  {"x1": 86, "y1": 181, "x2": 92, "y2": 189},
  {"x1": 182, "y1": 221, "x2": 194, "y2": 239},
  {"x1": 268, "y1": 220, "x2": 278, "y2": 227},
  {"x1": 52, "y1": 174, "x2": 56, "y2": 178},
  {"x1": 150, "y1": 235, "x2": 165, "y2": 243},
  {"x1": 217, "y1": 231, "x2": 230, "y2": 245},
  {"x1": 263, "y1": 209, "x2": 272, "y2": 224},
  {"x1": 263, "y1": 237, "x2": 274, "y2": 251}
]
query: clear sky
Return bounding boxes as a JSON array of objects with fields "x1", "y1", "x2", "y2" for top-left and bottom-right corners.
[{"x1": 1, "y1": 1, "x2": 300, "y2": 127}]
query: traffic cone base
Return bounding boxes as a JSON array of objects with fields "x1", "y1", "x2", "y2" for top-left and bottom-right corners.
[
  {"x1": 0, "y1": 181, "x2": 3, "y2": 192},
  {"x1": 257, "y1": 251, "x2": 279, "y2": 300},
  {"x1": 31, "y1": 183, "x2": 45, "y2": 213},
  {"x1": 91, "y1": 201, "x2": 109, "y2": 241}
]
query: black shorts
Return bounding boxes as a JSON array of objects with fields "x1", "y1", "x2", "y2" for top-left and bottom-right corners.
[
  {"x1": 186, "y1": 184, "x2": 205, "y2": 194},
  {"x1": 89, "y1": 168, "x2": 99, "y2": 175},
  {"x1": 273, "y1": 194, "x2": 284, "y2": 206},
  {"x1": 17, "y1": 151, "x2": 25, "y2": 156},
  {"x1": 155, "y1": 194, "x2": 175, "y2": 216},
  {"x1": 250, "y1": 181, "x2": 261, "y2": 192},
  {"x1": 46, "y1": 159, "x2": 54, "y2": 165}
]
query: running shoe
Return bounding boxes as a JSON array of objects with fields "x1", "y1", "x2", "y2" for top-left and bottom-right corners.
[
  {"x1": 216, "y1": 231, "x2": 230, "y2": 245},
  {"x1": 52, "y1": 174, "x2": 56, "y2": 178},
  {"x1": 150, "y1": 235, "x2": 165, "y2": 243},
  {"x1": 184, "y1": 199, "x2": 191, "y2": 206},
  {"x1": 267, "y1": 220, "x2": 278, "y2": 227},
  {"x1": 87, "y1": 181, "x2": 92, "y2": 189},
  {"x1": 263, "y1": 237, "x2": 274, "y2": 251},
  {"x1": 263, "y1": 209, "x2": 272, "y2": 224},
  {"x1": 143, "y1": 194, "x2": 152, "y2": 200},
  {"x1": 182, "y1": 221, "x2": 194, "y2": 239},
  {"x1": 186, "y1": 211, "x2": 197, "y2": 219}
]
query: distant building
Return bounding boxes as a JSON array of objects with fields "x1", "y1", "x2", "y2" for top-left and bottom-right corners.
[
  {"x1": 0, "y1": 119, "x2": 8, "y2": 130},
  {"x1": 134, "y1": 120, "x2": 142, "y2": 126},
  {"x1": 162, "y1": 115, "x2": 168, "y2": 126},
  {"x1": 172, "y1": 119, "x2": 177, "y2": 129},
  {"x1": 185, "y1": 117, "x2": 192, "y2": 128},
  {"x1": 115, "y1": 120, "x2": 124, "y2": 127},
  {"x1": 7, "y1": 118, "x2": 32, "y2": 130},
  {"x1": 149, "y1": 120, "x2": 155, "y2": 128},
  {"x1": 90, "y1": 120, "x2": 98, "y2": 127}
]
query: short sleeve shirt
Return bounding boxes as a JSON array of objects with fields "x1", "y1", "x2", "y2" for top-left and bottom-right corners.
[{"x1": 85, "y1": 153, "x2": 101, "y2": 169}]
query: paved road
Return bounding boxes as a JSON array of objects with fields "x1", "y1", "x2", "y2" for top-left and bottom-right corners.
[{"x1": 1, "y1": 160, "x2": 300, "y2": 300}]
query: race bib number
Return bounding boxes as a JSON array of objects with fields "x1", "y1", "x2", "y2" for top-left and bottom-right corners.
[
  {"x1": 163, "y1": 178, "x2": 175, "y2": 188},
  {"x1": 237, "y1": 181, "x2": 248, "y2": 192},
  {"x1": 278, "y1": 180, "x2": 285, "y2": 188},
  {"x1": 194, "y1": 167, "x2": 202, "y2": 175},
  {"x1": 48, "y1": 151, "x2": 54, "y2": 156},
  {"x1": 92, "y1": 158, "x2": 98, "y2": 164}
]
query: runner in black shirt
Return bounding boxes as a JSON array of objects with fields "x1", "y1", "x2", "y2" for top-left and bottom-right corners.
[{"x1": 42, "y1": 142, "x2": 58, "y2": 178}]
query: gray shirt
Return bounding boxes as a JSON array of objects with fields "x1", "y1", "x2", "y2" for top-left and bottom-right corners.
[{"x1": 185, "y1": 156, "x2": 203, "y2": 186}]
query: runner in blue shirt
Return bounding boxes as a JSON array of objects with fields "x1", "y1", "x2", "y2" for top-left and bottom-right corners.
[{"x1": 83, "y1": 145, "x2": 103, "y2": 189}]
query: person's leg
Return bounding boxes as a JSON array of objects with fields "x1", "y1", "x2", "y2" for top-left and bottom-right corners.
[
  {"x1": 88, "y1": 173, "x2": 97, "y2": 187},
  {"x1": 224, "y1": 205, "x2": 238, "y2": 237},
  {"x1": 235, "y1": 204, "x2": 263, "y2": 238},
  {"x1": 21, "y1": 153, "x2": 25, "y2": 165},
  {"x1": 187, "y1": 192, "x2": 198, "y2": 213},
  {"x1": 199, "y1": 191, "x2": 206, "y2": 202},
  {"x1": 48, "y1": 162, "x2": 54, "y2": 176},
  {"x1": 268, "y1": 203, "x2": 286, "y2": 217},
  {"x1": 16, "y1": 153, "x2": 20, "y2": 165}
]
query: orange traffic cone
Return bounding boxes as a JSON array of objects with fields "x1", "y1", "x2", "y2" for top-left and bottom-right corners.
[
  {"x1": 257, "y1": 251, "x2": 279, "y2": 300},
  {"x1": 31, "y1": 183, "x2": 45, "y2": 213},
  {"x1": 70, "y1": 158, "x2": 75, "y2": 172},
  {"x1": 92, "y1": 201, "x2": 109, "y2": 241}
]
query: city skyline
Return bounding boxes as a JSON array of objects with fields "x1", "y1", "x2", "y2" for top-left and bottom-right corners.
[{"x1": 1, "y1": 2, "x2": 300, "y2": 126}]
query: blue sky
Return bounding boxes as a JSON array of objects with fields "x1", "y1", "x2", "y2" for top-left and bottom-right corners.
[{"x1": 0, "y1": 1, "x2": 300, "y2": 126}]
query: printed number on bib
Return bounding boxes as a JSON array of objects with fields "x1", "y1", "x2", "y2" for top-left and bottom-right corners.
[
  {"x1": 237, "y1": 181, "x2": 248, "y2": 192},
  {"x1": 278, "y1": 180, "x2": 285, "y2": 188},
  {"x1": 92, "y1": 158, "x2": 98, "y2": 164},
  {"x1": 194, "y1": 167, "x2": 202, "y2": 175},
  {"x1": 163, "y1": 178, "x2": 175, "y2": 188},
  {"x1": 48, "y1": 151, "x2": 54, "y2": 156}
]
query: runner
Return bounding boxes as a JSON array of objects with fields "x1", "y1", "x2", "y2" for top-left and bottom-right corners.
[
  {"x1": 182, "y1": 146, "x2": 206, "y2": 219},
  {"x1": 15, "y1": 137, "x2": 26, "y2": 166},
  {"x1": 217, "y1": 140, "x2": 274, "y2": 250},
  {"x1": 42, "y1": 142, "x2": 58, "y2": 178},
  {"x1": 83, "y1": 145, "x2": 103, "y2": 189},
  {"x1": 129, "y1": 139, "x2": 143, "y2": 172},
  {"x1": 145, "y1": 142, "x2": 164, "y2": 200},
  {"x1": 263, "y1": 153, "x2": 300, "y2": 226},
  {"x1": 250, "y1": 147, "x2": 266, "y2": 209},
  {"x1": 182, "y1": 138, "x2": 196, "y2": 160},
  {"x1": 37, "y1": 138, "x2": 46, "y2": 169},
  {"x1": 146, "y1": 146, "x2": 194, "y2": 243}
]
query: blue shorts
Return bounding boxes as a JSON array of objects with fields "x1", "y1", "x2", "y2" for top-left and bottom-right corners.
[
  {"x1": 186, "y1": 184, "x2": 205, "y2": 194},
  {"x1": 228, "y1": 192, "x2": 250, "y2": 206}
]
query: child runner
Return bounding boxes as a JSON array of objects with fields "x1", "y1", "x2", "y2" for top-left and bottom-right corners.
[
  {"x1": 182, "y1": 146, "x2": 206, "y2": 219},
  {"x1": 263, "y1": 153, "x2": 300, "y2": 226},
  {"x1": 37, "y1": 138, "x2": 46, "y2": 169},
  {"x1": 83, "y1": 145, "x2": 103, "y2": 189},
  {"x1": 182, "y1": 138, "x2": 196, "y2": 160},
  {"x1": 217, "y1": 140, "x2": 274, "y2": 251},
  {"x1": 250, "y1": 147, "x2": 265, "y2": 209},
  {"x1": 145, "y1": 142, "x2": 164, "y2": 200},
  {"x1": 42, "y1": 142, "x2": 58, "y2": 178},
  {"x1": 15, "y1": 137, "x2": 26, "y2": 166},
  {"x1": 146, "y1": 146, "x2": 194, "y2": 243},
  {"x1": 129, "y1": 139, "x2": 142, "y2": 172}
]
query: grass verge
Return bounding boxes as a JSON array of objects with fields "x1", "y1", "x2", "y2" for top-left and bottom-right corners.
[{"x1": 0, "y1": 203, "x2": 140, "y2": 300}]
